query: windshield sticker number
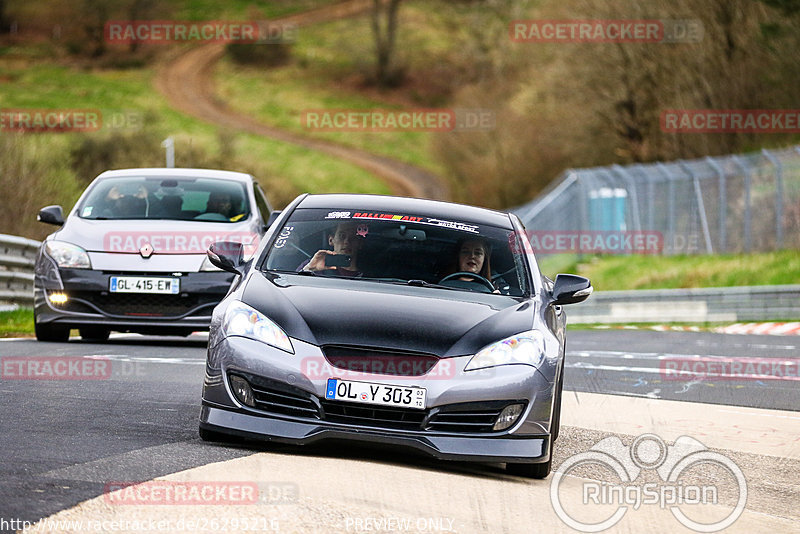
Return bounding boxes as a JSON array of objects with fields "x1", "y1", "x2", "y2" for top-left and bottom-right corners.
[{"x1": 273, "y1": 226, "x2": 294, "y2": 248}]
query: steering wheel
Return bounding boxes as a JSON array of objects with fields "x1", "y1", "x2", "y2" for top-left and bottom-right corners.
[{"x1": 438, "y1": 272, "x2": 495, "y2": 292}]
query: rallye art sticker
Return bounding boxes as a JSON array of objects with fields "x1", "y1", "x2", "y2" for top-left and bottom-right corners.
[{"x1": 325, "y1": 211, "x2": 480, "y2": 234}]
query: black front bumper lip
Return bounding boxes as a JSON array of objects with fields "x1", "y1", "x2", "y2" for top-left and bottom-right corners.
[{"x1": 199, "y1": 404, "x2": 550, "y2": 464}]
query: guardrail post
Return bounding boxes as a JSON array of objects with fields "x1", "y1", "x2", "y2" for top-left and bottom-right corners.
[
  {"x1": 161, "y1": 137, "x2": 175, "y2": 168},
  {"x1": 732, "y1": 156, "x2": 752, "y2": 252},
  {"x1": 611, "y1": 165, "x2": 642, "y2": 232},
  {"x1": 705, "y1": 157, "x2": 727, "y2": 253},
  {"x1": 761, "y1": 149, "x2": 784, "y2": 250},
  {"x1": 680, "y1": 161, "x2": 713, "y2": 254},
  {"x1": 656, "y1": 163, "x2": 676, "y2": 254}
]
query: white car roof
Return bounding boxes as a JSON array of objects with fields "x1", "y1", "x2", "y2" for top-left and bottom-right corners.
[{"x1": 95, "y1": 168, "x2": 253, "y2": 183}]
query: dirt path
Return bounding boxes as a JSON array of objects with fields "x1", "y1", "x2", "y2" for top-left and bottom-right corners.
[{"x1": 153, "y1": 0, "x2": 449, "y2": 200}]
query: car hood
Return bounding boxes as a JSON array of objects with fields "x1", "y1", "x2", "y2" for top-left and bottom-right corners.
[
  {"x1": 241, "y1": 272, "x2": 536, "y2": 357},
  {"x1": 53, "y1": 217, "x2": 260, "y2": 255}
]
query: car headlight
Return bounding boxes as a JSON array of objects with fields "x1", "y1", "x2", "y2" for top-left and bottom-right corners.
[
  {"x1": 199, "y1": 256, "x2": 222, "y2": 271},
  {"x1": 44, "y1": 241, "x2": 91, "y2": 269},
  {"x1": 464, "y1": 330, "x2": 546, "y2": 371},
  {"x1": 223, "y1": 300, "x2": 293, "y2": 353}
]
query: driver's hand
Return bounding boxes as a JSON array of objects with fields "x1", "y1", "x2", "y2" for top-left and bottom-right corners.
[{"x1": 305, "y1": 250, "x2": 335, "y2": 271}]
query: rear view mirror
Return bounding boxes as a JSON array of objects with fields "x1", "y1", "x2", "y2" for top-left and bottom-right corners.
[
  {"x1": 552, "y1": 274, "x2": 592, "y2": 305},
  {"x1": 38, "y1": 205, "x2": 64, "y2": 226},
  {"x1": 207, "y1": 241, "x2": 245, "y2": 275}
]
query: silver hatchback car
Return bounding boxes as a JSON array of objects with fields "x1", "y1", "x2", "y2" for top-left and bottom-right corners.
[{"x1": 33, "y1": 168, "x2": 273, "y2": 342}]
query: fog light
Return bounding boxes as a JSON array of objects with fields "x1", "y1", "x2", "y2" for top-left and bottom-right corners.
[
  {"x1": 230, "y1": 375, "x2": 255, "y2": 407},
  {"x1": 48, "y1": 292, "x2": 68, "y2": 305},
  {"x1": 493, "y1": 403, "x2": 524, "y2": 431}
]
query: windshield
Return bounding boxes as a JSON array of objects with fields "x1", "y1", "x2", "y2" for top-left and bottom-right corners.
[
  {"x1": 263, "y1": 208, "x2": 531, "y2": 296},
  {"x1": 78, "y1": 176, "x2": 251, "y2": 222}
]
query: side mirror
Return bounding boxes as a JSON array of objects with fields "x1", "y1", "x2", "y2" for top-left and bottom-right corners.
[
  {"x1": 552, "y1": 274, "x2": 592, "y2": 305},
  {"x1": 265, "y1": 210, "x2": 282, "y2": 230},
  {"x1": 207, "y1": 241, "x2": 245, "y2": 275},
  {"x1": 38, "y1": 205, "x2": 64, "y2": 226}
]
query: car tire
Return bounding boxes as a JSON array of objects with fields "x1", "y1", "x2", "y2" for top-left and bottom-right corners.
[
  {"x1": 35, "y1": 321, "x2": 70, "y2": 342},
  {"x1": 80, "y1": 327, "x2": 110, "y2": 342},
  {"x1": 507, "y1": 457, "x2": 552, "y2": 479},
  {"x1": 199, "y1": 425, "x2": 232, "y2": 443}
]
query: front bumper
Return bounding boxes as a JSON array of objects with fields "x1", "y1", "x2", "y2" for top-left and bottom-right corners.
[
  {"x1": 200, "y1": 405, "x2": 549, "y2": 463},
  {"x1": 34, "y1": 266, "x2": 234, "y2": 333},
  {"x1": 200, "y1": 335, "x2": 556, "y2": 464}
]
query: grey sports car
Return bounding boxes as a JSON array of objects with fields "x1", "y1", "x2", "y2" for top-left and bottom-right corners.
[
  {"x1": 33, "y1": 168, "x2": 273, "y2": 342},
  {"x1": 200, "y1": 194, "x2": 591, "y2": 478}
]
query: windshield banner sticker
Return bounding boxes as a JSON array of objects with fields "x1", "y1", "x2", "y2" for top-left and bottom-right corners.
[{"x1": 326, "y1": 211, "x2": 480, "y2": 234}]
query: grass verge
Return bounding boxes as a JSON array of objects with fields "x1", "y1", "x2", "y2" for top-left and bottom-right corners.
[
  {"x1": 0, "y1": 308, "x2": 34, "y2": 338},
  {"x1": 539, "y1": 251, "x2": 800, "y2": 291}
]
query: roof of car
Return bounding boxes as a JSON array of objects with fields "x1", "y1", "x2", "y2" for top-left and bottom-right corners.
[
  {"x1": 296, "y1": 194, "x2": 514, "y2": 228},
  {"x1": 95, "y1": 168, "x2": 253, "y2": 183}
]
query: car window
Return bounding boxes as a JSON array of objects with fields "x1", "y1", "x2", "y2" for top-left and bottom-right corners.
[
  {"x1": 262, "y1": 208, "x2": 531, "y2": 297},
  {"x1": 253, "y1": 183, "x2": 273, "y2": 222},
  {"x1": 77, "y1": 176, "x2": 251, "y2": 222}
]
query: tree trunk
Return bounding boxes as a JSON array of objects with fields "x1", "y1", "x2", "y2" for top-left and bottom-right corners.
[{"x1": 370, "y1": 0, "x2": 402, "y2": 87}]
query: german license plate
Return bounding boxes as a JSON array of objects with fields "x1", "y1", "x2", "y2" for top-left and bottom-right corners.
[
  {"x1": 325, "y1": 378, "x2": 426, "y2": 409},
  {"x1": 109, "y1": 276, "x2": 180, "y2": 294}
]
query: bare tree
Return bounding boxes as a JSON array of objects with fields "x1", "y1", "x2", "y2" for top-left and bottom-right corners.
[
  {"x1": 370, "y1": 0, "x2": 403, "y2": 86},
  {"x1": 0, "y1": 0, "x2": 9, "y2": 34}
]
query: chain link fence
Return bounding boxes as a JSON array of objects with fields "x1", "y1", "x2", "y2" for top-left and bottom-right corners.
[{"x1": 514, "y1": 145, "x2": 800, "y2": 255}]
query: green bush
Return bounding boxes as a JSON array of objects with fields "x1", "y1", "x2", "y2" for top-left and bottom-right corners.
[{"x1": 226, "y1": 42, "x2": 292, "y2": 67}]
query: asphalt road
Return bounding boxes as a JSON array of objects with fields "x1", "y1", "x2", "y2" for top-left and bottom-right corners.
[
  {"x1": 565, "y1": 329, "x2": 800, "y2": 410},
  {"x1": 0, "y1": 330, "x2": 797, "y2": 530}
]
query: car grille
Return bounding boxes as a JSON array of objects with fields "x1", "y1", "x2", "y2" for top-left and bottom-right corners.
[
  {"x1": 322, "y1": 345, "x2": 439, "y2": 377},
  {"x1": 231, "y1": 373, "x2": 522, "y2": 434},
  {"x1": 426, "y1": 404, "x2": 510, "y2": 433},
  {"x1": 320, "y1": 400, "x2": 426, "y2": 430},
  {"x1": 251, "y1": 385, "x2": 320, "y2": 419},
  {"x1": 62, "y1": 291, "x2": 218, "y2": 318}
]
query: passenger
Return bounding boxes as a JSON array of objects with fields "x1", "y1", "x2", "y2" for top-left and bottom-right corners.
[
  {"x1": 101, "y1": 185, "x2": 148, "y2": 218},
  {"x1": 299, "y1": 222, "x2": 363, "y2": 277}
]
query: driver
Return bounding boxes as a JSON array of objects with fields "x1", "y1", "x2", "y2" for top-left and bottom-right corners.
[
  {"x1": 441, "y1": 237, "x2": 500, "y2": 293},
  {"x1": 299, "y1": 222, "x2": 363, "y2": 277},
  {"x1": 206, "y1": 192, "x2": 245, "y2": 221}
]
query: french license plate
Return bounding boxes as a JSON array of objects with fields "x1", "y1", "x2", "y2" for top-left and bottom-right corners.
[
  {"x1": 325, "y1": 378, "x2": 426, "y2": 410},
  {"x1": 109, "y1": 276, "x2": 180, "y2": 294}
]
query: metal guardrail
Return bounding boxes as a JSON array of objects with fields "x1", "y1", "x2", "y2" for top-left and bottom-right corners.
[
  {"x1": 0, "y1": 234, "x2": 41, "y2": 307},
  {"x1": 569, "y1": 285, "x2": 800, "y2": 324}
]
